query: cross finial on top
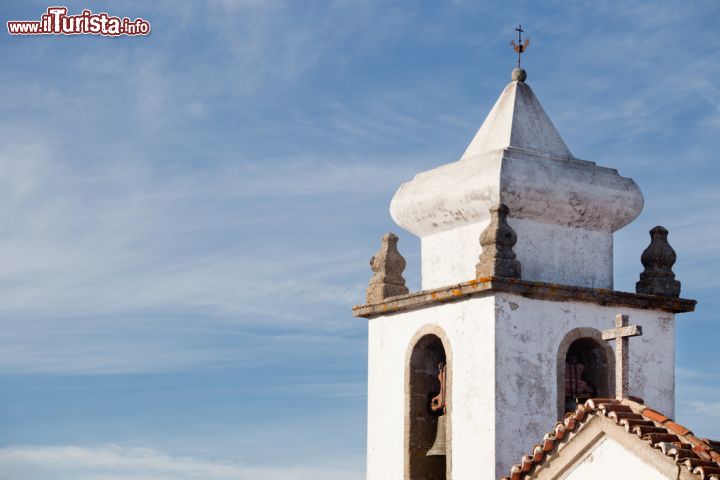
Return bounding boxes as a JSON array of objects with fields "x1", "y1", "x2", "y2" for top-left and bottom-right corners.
[
  {"x1": 602, "y1": 314, "x2": 643, "y2": 400},
  {"x1": 510, "y1": 24, "x2": 530, "y2": 69}
]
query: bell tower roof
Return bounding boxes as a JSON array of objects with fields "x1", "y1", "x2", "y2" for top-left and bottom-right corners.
[
  {"x1": 389, "y1": 69, "x2": 644, "y2": 289},
  {"x1": 461, "y1": 71, "x2": 573, "y2": 161}
]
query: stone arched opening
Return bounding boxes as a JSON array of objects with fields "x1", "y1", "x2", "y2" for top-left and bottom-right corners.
[
  {"x1": 556, "y1": 327, "x2": 614, "y2": 419},
  {"x1": 405, "y1": 326, "x2": 452, "y2": 480}
]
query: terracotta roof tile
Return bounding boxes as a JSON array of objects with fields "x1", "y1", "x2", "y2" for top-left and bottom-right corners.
[
  {"x1": 530, "y1": 445, "x2": 544, "y2": 462},
  {"x1": 633, "y1": 424, "x2": 669, "y2": 436},
  {"x1": 666, "y1": 421, "x2": 693, "y2": 436},
  {"x1": 695, "y1": 466, "x2": 720, "y2": 478},
  {"x1": 644, "y1": 432, "x2": 681, "y2": 443},
  {"x1": 685, "y1": 459, "x2": 719, "y2": 469},
  {"x1": 500, "y1": 398, "x2": 720, "y2": 480},
  {"x1": 642, "y1": 407, "x2": 671, "y2": 424},
  {"x1": 706, "y1": 440, "x2": 720, "y2": 450},
  {"x1": 603, "y1": 404, "x2": 633, "y2": 414}
]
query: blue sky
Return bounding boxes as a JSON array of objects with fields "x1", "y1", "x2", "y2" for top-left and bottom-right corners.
[{"x1": 0, "y1": 1, "x2": 718, "y2": 478}]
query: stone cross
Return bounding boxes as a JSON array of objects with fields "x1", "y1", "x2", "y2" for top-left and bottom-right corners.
[{"x1": 602, "y1": 314, "x2": 642, "y2": 400}]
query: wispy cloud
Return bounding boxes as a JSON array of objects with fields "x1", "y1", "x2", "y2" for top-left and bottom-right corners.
[
  {"x1": 686, "y1": 401, "x2": 720, "y2": 417},
  {"x1": 0, "y1": 135, "x2": 411, "y2": 307},
  {"x1": 0, "y1": 444, "x2": 364, "y2": 480},
  {"x1": 1, "y1": 1, "x2": 719, "y2": 477},
  {"x1": 677, "y1": 392, "x2": 720, "y2": 439},
  {"x1": 0, "y1": 140, "x2": 391, "y2": 374}
]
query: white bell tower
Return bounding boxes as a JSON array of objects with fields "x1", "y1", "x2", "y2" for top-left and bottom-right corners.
[{"x1": 353, "y1": 67, "x2": 695, "y2": 480}]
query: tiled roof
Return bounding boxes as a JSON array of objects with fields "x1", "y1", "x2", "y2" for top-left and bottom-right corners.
[{"x1": 501, "y1": 398, "x2": 720, "y2": 480}]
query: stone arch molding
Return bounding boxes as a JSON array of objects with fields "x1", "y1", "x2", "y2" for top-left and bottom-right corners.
[
  {"x1": 404, "y1": 324, "x2": 453, "y2": 480},
  {"x1": 556, "y1": 327, "x2": 615, "y2": 420}
]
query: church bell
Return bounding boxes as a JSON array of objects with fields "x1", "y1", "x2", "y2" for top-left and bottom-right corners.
[
  {"x1": 426, "y1": 414, "x2": 447, "y2": 456},
  {"x1": 426, "y1": 362, "x2": 447, "y2": 457}
]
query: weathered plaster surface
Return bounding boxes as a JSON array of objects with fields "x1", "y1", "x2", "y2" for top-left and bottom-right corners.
[
  {"x1": 366, "y1": 293, "x2": 675, "y2": 480},
  {"x1": 493, "y1": 293, "x2": 675, "y2": 478},
  {"x1": 564, "y1": 437, "x2": 668, "y2": 480},
  {"x1": 389, "y1": 79, "x2": 643, "y2": 289},
  {"x1": 421, "y1": 223, "x2": 485, "y2": 290},
  {"x1": 418, "y1": 196, "x2": 615, "y2": 290},
  {"x1": 461, "y1": 81, "x2": 572, "y2": 161},
  {"x1": 510, "y1": 219, "x2": 613, "y2": 288},
  {"x1": 390, "y1": 150, "x2": 503, "y2": 239},
  {"x1": 352, "y1": 276, "x2": 696, "y2": 318},
  {"x1": 367, "y1": 296, "x2": 496, "y2": 480},
  {"x1": 532, "y1": 414, "x2": 683, "y2": 480}
]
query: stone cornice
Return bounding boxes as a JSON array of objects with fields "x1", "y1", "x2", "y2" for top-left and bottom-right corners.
[{"x1": 351, "y1": 276, "x2": 696, "y2": 318}]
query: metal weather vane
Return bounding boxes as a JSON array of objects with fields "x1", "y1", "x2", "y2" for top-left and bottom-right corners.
[{"x1": 510, "y1": 24, "x2": 530, "y2": 69}]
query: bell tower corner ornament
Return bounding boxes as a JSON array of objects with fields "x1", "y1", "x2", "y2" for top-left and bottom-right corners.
[{"x1": 510, "y1": 24, "x2": 529, "y2": 82}]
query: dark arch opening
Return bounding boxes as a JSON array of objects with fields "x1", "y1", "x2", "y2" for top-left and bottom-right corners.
[
  {"x1": 563, "y1": 337, "x2": 610, "y2": 414},
  {"x1": 407, "y1": 334, "x2": 447, "y2": 480}
]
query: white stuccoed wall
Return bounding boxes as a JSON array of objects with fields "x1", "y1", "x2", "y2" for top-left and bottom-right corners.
[
  {"x1": 366, "y1": 293, "x2": 675, "y2": 480},
  {"x1": 420, "y1": 219, "x2": 613, "y2": 290},
  {"x1": 493, "y1": 293, "x2": 674, "y2": 478},
  {"x1": 564, "y1": 437, "x2": 668, "y2": 480},
  {"x1": 510, "y1": 220, "x2": 613, "y2": 289},
  {"x1": 367, "y1": 296, "x2": 496, "y2": 480},
  {"x1": 420, "y1": 223, "x2": 483, "y2": 290}
]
